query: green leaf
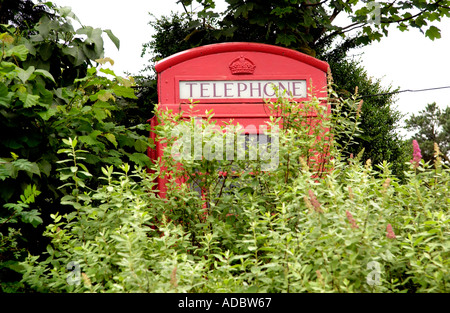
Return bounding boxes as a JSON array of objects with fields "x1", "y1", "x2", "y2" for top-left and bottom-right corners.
[
  {"x1": 59, "y1": 6, "x2": 81, "y2": 23},
  {"x1": 112, "y1": 85, "x2": 137, "y2": 99},
  {"x1": 0, "y1": 33, "x2": 14, "y2": 44},
  {"x1": 0, "y1": 82, "x2": 8, "y2": 97},
  {"x1": 92, "y1": 107, "x2": 108, "y2": 121},
  {"x1": 0, "y1": 61, "x2": 17, "y2": 74},
  {"x1": 425, "y1": 25, "x2": 441, "y2": 40},
  {"x1": 5, "y1": 44, "x2": 28, "y2": 61},
  {"x1": 79, "y1": 134, "x2": 100, "y2": 147},
  {"x1": 129, "y1": 153, "x2": 150, "y2": 167},
  {"x1": 97, "y1": 91, "x2": 115, "y2": 102},
  {"x1": 275, "y1": 33, "x2": 297, "y2": 46},
  {"x1": 27, "y1": 162, "x2": 41, "y2": 178},
  {"x1": 99, "y1": 68, "x2": 116, "y2": 76},
  {"x1": 18, "y1": 92, "x2": 40, "y2": 108},
  {"x1": 38, "y1": 159, "x2": 52, "y2": 177},
  {"x1": 104, "y1": 29, "x2": 120, "y2": 50},
  {"x1": 134, "y1": 139, "x2": 149, "y2": 153},
  {"x1": 82, "y1": 45, "x2": 101, "y2": 62},
  {"x1": 36, "y1": 15, "x2": 51, "y2": 37},
  {"x1": 78, "y1": 26, "x2": 104, "y2": 57},
  {"x1": 20, "y1": 210, "x2": 43, "y2": 228},
  {"x1": 34, "y1": 69, "x2": 55, "y2": 83},
  {"x1": 39, "y1": 42, "x2": 54, "y2": 61},
  {"x1": 104, "y1": 133, "x2": 118, "y2": 148},
  {"x1": 38, "y1": 107, "x2": 57, "y2": 121},
  {"x1": 62, "y1": 46, "x2": 86, "y2": 67},
  {"x1": 0, "y1": 82, "x2": 12, "y2": 108},
  {"x1": 17, "y1": 66, "x2": 35, "y2": 83}
]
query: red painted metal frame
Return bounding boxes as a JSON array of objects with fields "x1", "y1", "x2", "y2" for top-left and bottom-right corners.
[
  {"x1": 150, "y1": 42, "x2": 330, "y2": 196},
  {"x1": 154, "y1": 42, "x2": 329, "y2": 74}
]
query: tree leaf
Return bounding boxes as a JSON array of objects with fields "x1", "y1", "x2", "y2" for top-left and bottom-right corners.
[
  {"x1": 92, "y1": 107, "x2": 108, "y2": 121},
  {"x1": 39, "y1": 42, "x2": 54, "y2": 61},
  {"x1": 104, "y1": 133, "x2": 118, "y2": 148},
  {"x1": 0, "y1": 33, "x2": 14, "y2": 44},
  {"x1": 34, "y1": 69, "x2": 55, "y2": 83},
  {"x1": 97, "y1": 91, "x2": 115, "y2": 102},
  {"x1": 79, "y1": 134, "x2": 99, "y2": 146},
  {"x1": 96, "y1": 57, "x2": 115, "y2": 66},
  {"x1": 38, "y1": 107, "x2": 57, "y2": 121},
  {"x1": 0, "y1": 82, "x2": 8, "y2": 97},
  {"x1": 20, "y1": 209, "x2": 43, "y2": 228},
  {"x1": 99, "y1": 68, "x2": 116, "y2": 76},
  {"x1": 275, "y1": 33, "x2": 297, "y2": 46},
  {"x1": 17, "y1": 66, "x2": 35, "y2": 83},
  {"x1": 129, "y1": 153, "x2": 150, "y2": 167},
  {"x1": 134, "y1": 139, "x2": 149, "y2": 153},
  {"x1": 112, "y1": 85, "x2": 137, "y2": 99},
  {"x1": 104, "y1": 29, "x2": 120, "y2": 50},
  {"x1": 5, "y1": 44, "x2": 28, "y2": 61},
  {"x1": 59, "y1": 6, "x2": 81, "y2": 23},
  {"x1": 38, "y1": 159, "x2": 52, "y2": 177},
  {"x1": 36, "y1": 15, "x2": 51, "y2": 37},
  {"x1": 62, "y1": 46, "x2": 86, "y2": 67},
  {"x1": 0, "y1": 82, "x2": 12, "y2": 108},
  {"x1": 425, "y1": 25, "x2": 441, "y2": 40},
  {"x1": 85, "y1": 27, "x2": 104, "y2": 55},
  {"x1": 18, "y1": 92, "x2": 40, "y2": 108}
]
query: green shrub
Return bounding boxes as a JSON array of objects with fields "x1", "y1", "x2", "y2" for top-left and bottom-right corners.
[
  {"x1": 0, "y1": 4, "x2": 151, "y2": 291},
  {"x1": 19, "y1": 91, "x2": 449, "y2": 293}
]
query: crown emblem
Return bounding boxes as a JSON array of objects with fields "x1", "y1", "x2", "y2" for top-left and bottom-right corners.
[{"x1": 229, "y1": 56, "x2": 256, "y2": 75}]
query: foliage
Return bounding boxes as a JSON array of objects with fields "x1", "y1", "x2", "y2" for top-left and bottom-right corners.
[
  {"x1": 0, "y1": 0, "x2": 49, "y2": 29},
  {"x1": 19, "y1": 91, "x2": 449, "y2": 293},
  {"x1": 141, "y1": 12, "x2": 219, "y2": 74},
  {"x1": 325, "y1": 55, "x2": 410, "y2": 179},
  {"x1": 174, "y1": 0, "x2": 450, "y2": 56},
  {"x1": 405, "y1": 102, "x2": 450, "y2": 164},
  {"x1": 0, "y1": 3, "x2": 151, "y2": 291},
  {"x1": 0, "y1": 181, "x2": 42, "y2": 292}
]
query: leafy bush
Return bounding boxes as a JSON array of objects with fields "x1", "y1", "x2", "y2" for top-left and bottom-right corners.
[
  {"x1": 0, "y1": 4, "x2": 151, "y2": 291},
  {"x1": 19, "y1": 91, "x2": 449, "y2": 293}
]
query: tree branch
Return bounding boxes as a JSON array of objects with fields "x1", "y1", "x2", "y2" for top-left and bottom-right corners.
[
  {"x1": 315, "y1": 0, "x2": 448, "y2": 46},
  {"x1": 316, "y1": 20, "x2": 367, "y2": 46}
]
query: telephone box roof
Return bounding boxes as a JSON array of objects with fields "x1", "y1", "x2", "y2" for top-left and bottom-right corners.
[{"x1": 154, "y1": 42, "x2": 329, "y2": 74}]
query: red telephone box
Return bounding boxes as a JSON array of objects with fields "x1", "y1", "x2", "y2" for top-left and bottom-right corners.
[{"x1": 149, "y1": 42, "x2": 330, "y2": 195}]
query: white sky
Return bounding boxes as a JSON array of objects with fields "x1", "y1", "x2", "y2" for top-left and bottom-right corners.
[{"x1": 48, "y1": 0, "x2": 450, "y2": 135}]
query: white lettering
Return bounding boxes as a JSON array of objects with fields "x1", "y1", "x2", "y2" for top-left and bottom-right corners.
[{"x1": 178, "y1": 297, "x2": 212, "y2": 310}]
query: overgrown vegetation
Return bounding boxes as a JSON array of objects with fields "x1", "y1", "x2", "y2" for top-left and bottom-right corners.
[
  {"x1": 0, "y1": 3, "x2": 151, "y2": 291},
  {"x1": 1, "y1": 1, "x2": 449, "y2": 293},
  {"x1": 18, "y1": 86, "x2": 450, "y2": 293}
]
